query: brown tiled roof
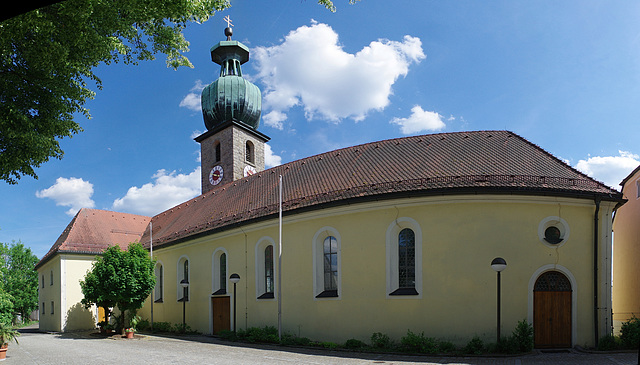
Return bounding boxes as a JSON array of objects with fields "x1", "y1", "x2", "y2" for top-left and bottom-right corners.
[
  {"x1": 35, "y1": 208, "x2": 150, "y2": 269},
  {"x1": 142, "y1": 130, "x2": 623, "y2": 249}
]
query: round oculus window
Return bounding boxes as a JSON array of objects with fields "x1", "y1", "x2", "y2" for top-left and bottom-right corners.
[{"x1": 544, "y1": 226, "x2": 562, "y2": 244}]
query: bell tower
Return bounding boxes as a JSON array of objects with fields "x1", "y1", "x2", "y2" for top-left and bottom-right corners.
[{"x1": 195, "y1": 19, "x2": 270, "y2": 194}]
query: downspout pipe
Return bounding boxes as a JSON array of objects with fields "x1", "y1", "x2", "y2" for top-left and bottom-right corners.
[{"x1": 594, "y1": 196, "x2": 601, "y2": 347}]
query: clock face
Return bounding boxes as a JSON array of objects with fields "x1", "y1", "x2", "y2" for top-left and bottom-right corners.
[
  {"x1": 209, "y1": 165, "x2": 224, "y2": 185},
  {"x1": 244, "y1": 165, "x2": 257, "y2": 177}
]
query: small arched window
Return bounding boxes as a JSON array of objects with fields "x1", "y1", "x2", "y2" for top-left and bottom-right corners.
[
  {"x1": 214, "y1": 141, "x2": 221, "y2": 162},
  {"x1": 177, "y1": 256, "x2": 189, "y2": 302},
  {"x1": 154, "y1": 263, "x2": 164, "y2": 303},
  {"x1": 264, "y1": 246, "x2": 274, "y2": 295},
  {"x1": 246, "y1": 141, "x2": 255, "y2": 164}
]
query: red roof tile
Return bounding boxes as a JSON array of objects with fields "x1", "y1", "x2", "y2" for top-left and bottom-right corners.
[
  {"x1": 142, "y1": 131, "x2": 623, "y2": 249},
  {"x1": 35, "y1": 208, "x2": 150, "y2": 269}
]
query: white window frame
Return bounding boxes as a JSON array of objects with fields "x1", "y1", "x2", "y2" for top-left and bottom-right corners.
[
  {"x1": 154, "y1": 261, "x2": 164, "y2": 303},
  {"x1": 255, "y1": 237, "x2": 277, "y2": 300},
  {"x1": 212, "y1": 248, "x2": 228, "y2": 295},
  {"x1": 538, "y1": 216, "x2": 570, "y2": 248},
  {"x1": 176, "y1": 255, "x2": 190, "y2": 302},
  {"x1": 312, "y1": 226, "x2": 341, "y2": 300},
  {"x1": 386, "y1": 217, "x2": 422, "y2": 298}
]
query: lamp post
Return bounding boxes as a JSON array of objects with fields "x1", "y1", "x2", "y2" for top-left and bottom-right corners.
[
  {"x1": 229, "y1": 273, "x2": 240, "y2": 333},
  {"x1": 180, "y1": 279, "x2": 189, "y2": 333},
  {"x1": 491, "y1": 257, "x2": 507, "y2": 344}
]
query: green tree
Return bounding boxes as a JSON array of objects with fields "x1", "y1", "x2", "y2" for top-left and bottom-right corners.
[
  {"x1": 80, "y1": 242, "x2": 155, "y2": 332},
  {"x1": 0, "y1": 241, "x2": 39, "y2": 322},
  {"x1": 0, "y1": 0, "x2": 350, "y2": 184}
]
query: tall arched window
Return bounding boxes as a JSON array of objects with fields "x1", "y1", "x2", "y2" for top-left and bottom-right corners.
[
  {"x1": 398, "y1": 228, "x2": 415, "y2": 289},
  {"x1": 265, "y1": 246, "x2": 274, "y2": 294},
  {"x1": 386, "y1": 217, "x2": 422, "y2": 297},
  {"x1": 212, "y1": 249, "x2": 228, "y2": 295},
  {"x1": 323, "y1": 236, "x2": 338, "y2": 292},
  {"x1": 313, "y1": 227, "x2": 341, "y2": 299},
  {"x1": 154, "y1": 262, "x2": 164, "y2": 303},
  {"x1": 177, "y1": 256, "x2": 190, "y2": 302},
  {"x1": 245, "y1": 141, "x2": 255, "y2": 164},
  {"x1": 255, "y1": 237, "x2": 276, "y2": 299}
]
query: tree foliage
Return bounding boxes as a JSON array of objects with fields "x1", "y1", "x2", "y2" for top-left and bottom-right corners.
[
  {"x1": 0, "y1": 241, "x2": 39, "y2": 322},
  {"x1": 80, "y1": 242, "x2": 155, "y2": 331},
  {"x1": 0, "y1": 0, "x2": 350, "y2": 185},
  {"x1": 0, "y1": 0, "x2": 230, "y2": 184}
]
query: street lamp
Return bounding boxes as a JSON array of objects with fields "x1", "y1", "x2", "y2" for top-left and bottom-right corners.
[
  {"x1": 229, "y1": 273, "x2": 240, "y2": 333},
  {"x1": 180, "y1": 279, "x2": 189, "y2": 333},
  {"x1": 491, "y1": 257, "x2": 507, "y2": 344}
]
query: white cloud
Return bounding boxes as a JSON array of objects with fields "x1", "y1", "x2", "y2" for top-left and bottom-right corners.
[
  {"x1": 575, "y1": 151, "x2": 640, "y2": 190},
  {"x1": 112, "y1": 168, "x2": 201, "y2": 216},
  {"x1": 265, "y1": 144, "x2": 282, "y2": 168},
  {"x1": 36, "y1": 177, "x2": 96, "y2": 216},
  {"x1": 390, "y1": 105, "x2": 446, "y2": 135},
  {"x1": 263, "y1": 111, "x2": 287, "y2": 130},
  {"x1": 253, "y1": 22, "x2": 425, "y2": 124},
  {"x1": 179, "y1": 80, "x2": 206, "y2": 112}
]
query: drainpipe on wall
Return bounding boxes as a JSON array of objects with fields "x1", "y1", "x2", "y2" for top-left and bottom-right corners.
[{"x1": 594, "y1": 196, "x2": 601, "y2": 348}]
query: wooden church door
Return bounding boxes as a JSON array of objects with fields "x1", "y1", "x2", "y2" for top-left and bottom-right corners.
[
  {"x1": 533, "y1": 271, "x2": 572, "y2": 348},
  {"x1": 211, "y1": 296, "x2": 230, "y2": 334}
]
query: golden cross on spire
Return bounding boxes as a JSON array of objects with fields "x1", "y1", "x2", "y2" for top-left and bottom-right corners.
[{"x1": 223, "y1": 15, "x2": 233, "y2": 28}]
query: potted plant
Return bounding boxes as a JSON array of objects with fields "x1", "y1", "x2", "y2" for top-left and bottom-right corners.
[
  {"x1": 124, "y1": 315, "x2": 140, "y2": 339},
  {"x1": 0, "y1": 322, "x2": 20, "y2": 361}
]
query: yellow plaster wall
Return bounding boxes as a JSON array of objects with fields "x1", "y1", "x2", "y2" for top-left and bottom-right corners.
[
  {"x1": 613, "y1": 170, "x2": 640, "y2": 332},
  {"x1": 37, "y1": 256, "x2": 62, "y2": 332},
  {"x1": 141, "y1": 195, "x2": 609, "y2": 347},
  {"x1": 61, "y1": 255, "x2": 98, "y2": 331}
]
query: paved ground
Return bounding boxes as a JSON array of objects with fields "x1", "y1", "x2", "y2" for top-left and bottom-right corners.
[{"x1": 4, "y1": 324, "x2": 638, "y2": 364}]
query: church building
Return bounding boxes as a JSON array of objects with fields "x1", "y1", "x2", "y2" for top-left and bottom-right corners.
[{"x1": 38, "y1": 25, "x2": 624, "y2": 349}]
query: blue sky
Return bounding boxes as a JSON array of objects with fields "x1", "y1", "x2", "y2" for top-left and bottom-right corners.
[{"x1": 2, "y1": 0, "x2": 640, "y2": 259}]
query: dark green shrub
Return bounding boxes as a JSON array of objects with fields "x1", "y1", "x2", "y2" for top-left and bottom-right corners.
[
  {"x1": 344, "y1": 338, "x2": 366, "y2": 349},
  {"x1": 438, "y1": 340, "x2": 457, "y2": 353},
  {"x1": 281, "y1": 333, "x2": 311, "y2": 346},
  {"x1": 152, "y1": 321, "x2": 173, "y2": 333},
  {"x1": 464, "y1": 336, "x2": 485, "y2": 355},
  {"x1": 598, "y1": 335, "x2": 619, "y2": 351},
  {"x1": 370, "y1": 332, "x2": 392, "y2": 348},
  {"x1": 218, "y1": 330, "x2": 237, "y2": 341},
  {"x1": 136, "y1": 319, "x2": 150, "y2": 331},
  {"x1": 320, "y1": 341, "x2": 339, "y2": 349},
  {"x1": 620, "y1": 316, "x2": 640, "y2": 349},
  {"x1": 511, "y1": 319, "x2": 534, "y2": 352},
  {"x1": 400, "y1": 329, "x2": 439, "y2": 353}
]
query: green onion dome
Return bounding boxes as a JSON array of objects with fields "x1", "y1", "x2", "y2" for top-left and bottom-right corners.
[{"x1": 201, "y1": 27, "x2": 262, "y2": 130}]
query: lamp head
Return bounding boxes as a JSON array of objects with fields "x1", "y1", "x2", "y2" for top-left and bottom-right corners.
[
  {"x1": 229, "y1": 273, "x2": 241, "y2": 284},
  {"x1": 491, "y1": 257, "x2": 507, "y2": 272},
  {"x1": 180, "y1": 279, "x2": 189, "y2": 288}
]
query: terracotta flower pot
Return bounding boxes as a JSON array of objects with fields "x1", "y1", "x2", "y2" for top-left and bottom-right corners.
[
  {"x1": 0, "y1": 344, "x2": 7, "y2": 361},
  {"x1": 125, "y1": 330, "x2": 134, "y2": 339}
]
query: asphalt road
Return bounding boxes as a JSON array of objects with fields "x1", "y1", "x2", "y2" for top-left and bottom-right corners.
[{"x1": 4, "y1": 324, "x2": 638, "y2": 364}]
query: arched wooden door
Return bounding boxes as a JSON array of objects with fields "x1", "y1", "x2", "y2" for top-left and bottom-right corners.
[{"x1": 533, "y1": 271, "x2": 572, "y2": 348}]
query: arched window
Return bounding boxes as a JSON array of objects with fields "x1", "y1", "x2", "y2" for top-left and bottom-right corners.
[
  {"x1": 398, "y1": 228, "x2": 415, "y2": 289},
  {"x1": 177, "y1": 256, "x2": 189, "y2": 302},
  {"x1": 212, "y1": 249, "x2": 228, "y2": 295},
  {"x1": 214, "y1": 141, "x2": 221, "y2": 162},
  {"x1": 255, "y1": 237, "x2": 276, "y2": 299},
  {"x1": 154, "y1": 262, "x2": 164, "y2": 303},
  {"x1": 245, "y1": 141, "x2": 255, "y2": 164},
  {"x1": 313, "y1": 227, "x2": 341, "y2": 299},
  {"x1": 265, "y1": 246, "x2": 274, "y2": 294},
  {"x1": 386, "y1": 217, "x2": 422, "y2": 297}
]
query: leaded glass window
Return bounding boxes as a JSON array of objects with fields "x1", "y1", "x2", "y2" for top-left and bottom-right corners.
[
  {"x1": 398, "y1": 228, "x2": 415, "y2": 289},
  {"x1": 265, "y1": 245, "x2": 274, "y2": 294},
  {"x1": 219, "y1": 253, "x2": 227, "y2": 292},
  {"x1": 182, "y1": 260, "x2": 189, "y2": 300},
  {"x1": 323, "y1": 236, "x2": 338, "y2": 291}
]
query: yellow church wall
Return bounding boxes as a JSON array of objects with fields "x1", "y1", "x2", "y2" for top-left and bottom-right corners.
[
  {"x1": 37, "y1": 256, "x2": 62, "y2": 332},
  {"x1": 141, "y1": 194, "x2": 613, "y2": 347},
  {"x1": 60, "y1": 255, "x2": 98, "y2": 331},
  {"x1": 613, "y1": 169, "x2": 640, "y2": 333}
]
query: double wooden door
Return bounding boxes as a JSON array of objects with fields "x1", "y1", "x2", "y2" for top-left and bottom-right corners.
[
  {"x1": 533, "y1": 271, "x2": 572, "y2": 348},
  {"x1": 211, "y1": 296, "x2": 230, "y2": 334}
]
